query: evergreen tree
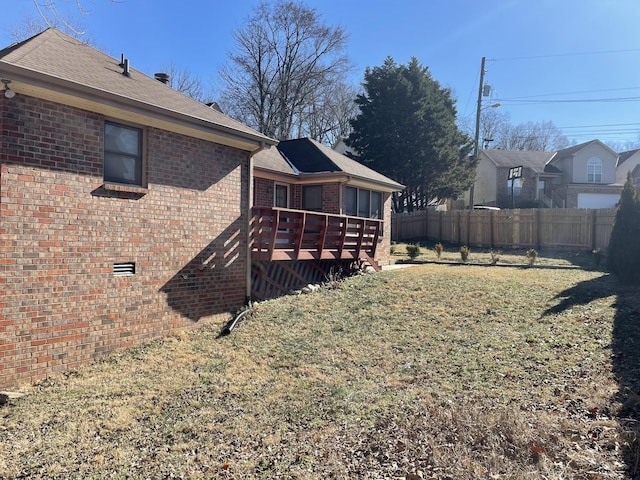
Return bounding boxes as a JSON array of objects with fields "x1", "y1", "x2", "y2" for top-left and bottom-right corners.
[
  {"x1": 347, "y1": 57, "x2": 473, "y2": 212},
  {"x1": 607, "y1": 173, "x2": 640, "y2": 282}
]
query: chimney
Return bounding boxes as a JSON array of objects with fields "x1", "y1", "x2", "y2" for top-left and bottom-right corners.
[{"x1": 154, "y1": 72, "x2": 170, "y2": 85}]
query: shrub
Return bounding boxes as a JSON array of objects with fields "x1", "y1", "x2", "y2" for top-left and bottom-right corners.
[
  {"x1": 406, "y1": 244, "x2": 421, "y2": 260},
  {"x1": 460, "y1": 245, "x2": 470, "y2": 263},
  {"x1": 525, "y1": 248, "x2": 538, "y2": 267},
  {"x1": 434, "y1": 242, "x2": 443, "y2": 259},
  {"x1": 607, "y1": 174, "x2": 640, "y2": 282}
]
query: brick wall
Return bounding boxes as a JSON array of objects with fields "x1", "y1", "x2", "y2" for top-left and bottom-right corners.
[
  {"x1": 377, "y1": 192, "x2": 392, "y2": 266},
  {"x1": 0, "y1": 94, "x2": 249, "y2": 389},
  {"x1": 253, "y1": 177, "x2": 273, "y2": 207},
  {"x1": 321, "y1": 183, "x2": 341, "y2": 214}
]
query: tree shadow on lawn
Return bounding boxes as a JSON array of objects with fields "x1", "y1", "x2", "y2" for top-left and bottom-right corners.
[{"x1": 542, "y1": 274, "x2": 640, "y2": 477}]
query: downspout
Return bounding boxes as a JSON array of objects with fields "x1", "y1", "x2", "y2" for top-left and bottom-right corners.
[{"x1": 246, "y1": 142, "x2": 267, "y2": 303}]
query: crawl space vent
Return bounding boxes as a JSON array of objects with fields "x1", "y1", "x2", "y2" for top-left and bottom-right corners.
[{"x1": 113, "y1": 262, "x2": 135, "y2": 276}]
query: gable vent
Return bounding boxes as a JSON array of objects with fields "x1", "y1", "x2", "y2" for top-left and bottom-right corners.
[{"x1": 113, "y1": 262, "x2": 135, "y2": 276}]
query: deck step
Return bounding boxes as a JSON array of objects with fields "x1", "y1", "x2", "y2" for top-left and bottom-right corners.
[{"x1": 361, "y1": 253, "x2": 382, "y2": 272}]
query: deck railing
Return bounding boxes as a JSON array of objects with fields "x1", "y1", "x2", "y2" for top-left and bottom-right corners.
[{"x1": 251, "y1": 207, "x2": 382, "y2": 262}]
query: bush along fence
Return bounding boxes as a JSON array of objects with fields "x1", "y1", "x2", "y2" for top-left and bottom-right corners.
[{"x1": 391, "y1": 208, "x2": 616, "y2": 251}]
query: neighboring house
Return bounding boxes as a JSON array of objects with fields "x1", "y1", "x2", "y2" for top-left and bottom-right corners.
[
  {"x1": 468, "y1": 140, "x2": 623, "y2": 209},
  {"x1": 251, "y1": 138, "x2": 403, "y2": 299},
  {"x1": 0, "y1": 29, "x2": 276, "y2": 388},
  {"x1": 548, "y1": 140, "x2": 622, "y2": 208},
  {"x1": 616, "y1": 148, "x2": 640, "y2": 186},
  {"x1": 470, "y1": 149, "x2": 558, "y2": 208}
]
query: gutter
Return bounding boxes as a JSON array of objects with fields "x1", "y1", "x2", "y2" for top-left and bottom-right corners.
[
  {"x1": 0, "y1": 63, "x2": 277, "y2": 151},
  {"x1": 298, "y1": 171, "x2": 404, "y2": 193}
]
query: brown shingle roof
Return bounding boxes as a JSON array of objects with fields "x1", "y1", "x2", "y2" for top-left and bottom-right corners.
[
  {"x1": 0, "y1": 28, "x2": 274, "y2": 146},
  {"x1": 253, "y1": 145, "x2": 296, "y2": 175},
  {"x1": 481, "y1": 149, "x2": 556, "y2": 173}
]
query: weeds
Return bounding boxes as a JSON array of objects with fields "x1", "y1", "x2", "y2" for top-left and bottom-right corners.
[
  {"x1": 0, "y1": 265, "x2": 631, "y2": 479},
  {"x1": 526, "y1": 248, "x2": 538, "y2": 266},
  {"x1": 434, "y1": 242, "x2": 443, "y2": 259},
  {"x1": 460, "y1": 245, "x2": 470, "y2": 263}
]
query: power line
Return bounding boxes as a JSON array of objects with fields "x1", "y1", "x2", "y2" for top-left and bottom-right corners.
[
  {"x1": 492, "y1": 48, "x2": 640, "y2": 62},
  {"x1": 559, "y1": 122, "x2": 640, "y2": 130},
  {"x1": 498, "y1": 97, "x2": 640, "y2": 104},
  {"x1": 500, "y1": 86, "x2": 640, "y2": 100}
]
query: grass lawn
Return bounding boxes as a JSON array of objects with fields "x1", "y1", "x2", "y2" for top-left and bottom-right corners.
[{"x1": 1, "y1": 261, "x2": 639, "y2": 479}]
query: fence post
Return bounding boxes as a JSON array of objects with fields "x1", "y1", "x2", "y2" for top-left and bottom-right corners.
[
  {"x1": 591, "y1": 209, "x2": 597, "y2": 251},
  {"x1": 490, "y1": 211, "x2": 494, "y2": 248},
  {"x1": 535, "y1": 208, "x2": 541, "y2": 250}
]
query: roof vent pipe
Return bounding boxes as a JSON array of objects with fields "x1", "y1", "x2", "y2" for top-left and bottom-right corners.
[
  {"x1": 154, "y1": 72, "x2": 170, "y2": 84},
  {"x1": 122, "y1": 58, "x2": 130, "y2": 77},
  {"x1": 119, "y1": 53, "x2": 125, "y2": 67}
]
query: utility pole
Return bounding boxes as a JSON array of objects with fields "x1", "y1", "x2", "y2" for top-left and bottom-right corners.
[{"x1": 468, "y1": 56, "x2": 486, "y2": 209}]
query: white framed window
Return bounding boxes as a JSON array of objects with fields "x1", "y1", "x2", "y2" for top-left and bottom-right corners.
[
  {"x1": 104, "y1": 121, "x2": 143, "y2": 186},
  {"x1": 345, "y1": 186, "x2": 382, "y2": 219},
  {"x1": 587, "y1": 157, "x2": 602, "y2": 183},
  {"x1": 274, "y1": 183, "x2": 289, "y2": 208}
]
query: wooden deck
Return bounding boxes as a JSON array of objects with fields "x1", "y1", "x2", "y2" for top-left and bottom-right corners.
[{"x1": 251, "y1": 207, "x2": 382, "y2": 269}]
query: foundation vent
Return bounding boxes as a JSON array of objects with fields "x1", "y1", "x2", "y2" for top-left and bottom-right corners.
[{"x1": 113, "y1": 262, "x2": 136, "y2": 276}]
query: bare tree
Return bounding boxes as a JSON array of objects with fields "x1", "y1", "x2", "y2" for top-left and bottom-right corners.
[
  {"x1": 218, "y1": 1, "x2": 353, "y2": 142},
  {"x1": 478, "y1": 108, "x2": 510, "y2": 149},
  {"x1": 8, "y1": 12, "x2": 86, "y2": 42},
  {"x1": 496, "y1": 120, "x2": 568, "y2": 151},
  {"x1": 296, "y1": 82, "x2": 359, "y2": 145},
  {"x1": 605, "y1": 139, "x2": 640, "y2": 152},
  {"x1": 9, "y1": 1, "x2": 119, "y2": 41},
  {"x1": 157, "y1": 63, "x2": 212, "y2": 103}
]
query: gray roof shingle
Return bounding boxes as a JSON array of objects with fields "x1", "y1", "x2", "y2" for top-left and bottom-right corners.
[{"x1": 481, "y1": 149, "x2": 557, "y2": 173}]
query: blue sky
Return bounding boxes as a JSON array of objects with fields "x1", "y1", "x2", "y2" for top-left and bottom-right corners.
[{"x1": 3, "y1": 0, "x2": 640, "y2": 148}]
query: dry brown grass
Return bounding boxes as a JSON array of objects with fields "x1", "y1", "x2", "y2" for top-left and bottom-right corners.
[{"x1": 1, "y1": 262, "x2": 639, "y2": 479}]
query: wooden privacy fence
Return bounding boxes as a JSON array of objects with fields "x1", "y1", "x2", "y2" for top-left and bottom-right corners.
[{"x1": 392, "y1": 208, "x2": 616, "y2": 251}]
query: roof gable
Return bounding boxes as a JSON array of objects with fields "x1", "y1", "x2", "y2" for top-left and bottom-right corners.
[{"x1": 551, "y1": 139, "x2": 616, "y2": 163}]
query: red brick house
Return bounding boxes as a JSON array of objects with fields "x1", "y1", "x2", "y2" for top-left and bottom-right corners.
[
  {"x1": 1, "y1": 28, "x2": 406, "y2": 388},
  {"x1": 0, "y1": 29, "x2": 276, "y2": 388}
]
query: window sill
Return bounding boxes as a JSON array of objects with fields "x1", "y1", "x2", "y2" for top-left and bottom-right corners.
[{"x1": 103, "y1": 183, "x2": 149, "y2": 195}]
